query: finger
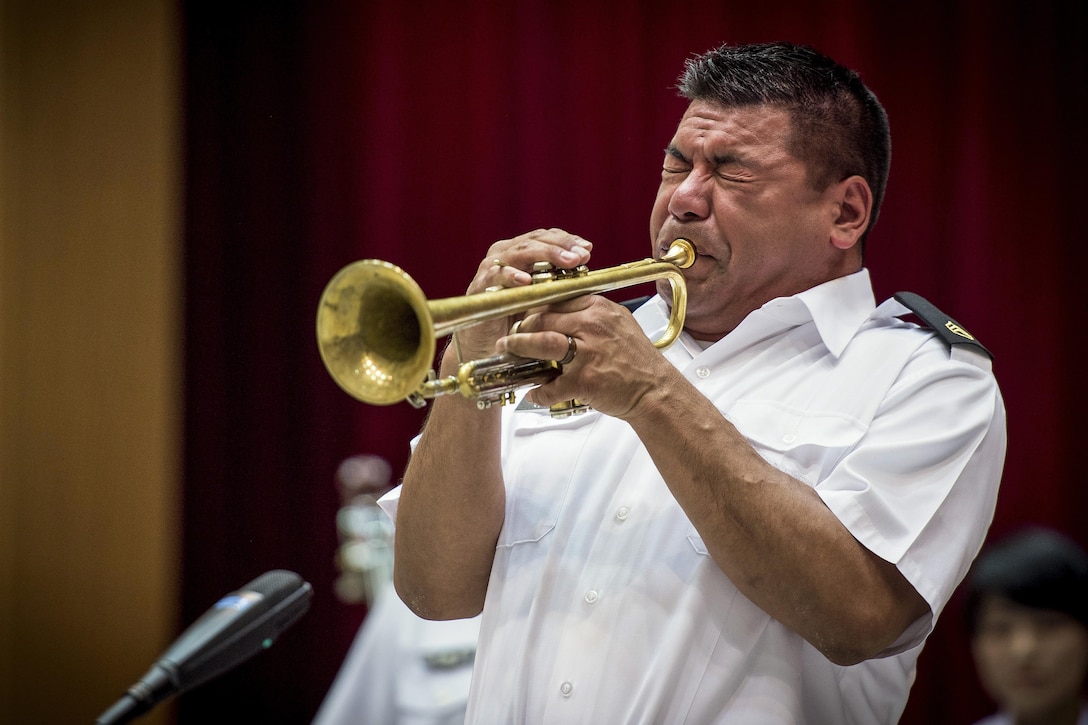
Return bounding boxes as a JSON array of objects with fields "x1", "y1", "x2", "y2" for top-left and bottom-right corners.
[
  {"x1": 511, "y1": 296, "x2": 601, "y2": 338},
  {"x1": 497, "y1": 330, "x2": 575, "y2": 364},
  {"x1": 507, "y1": 311, "x2": 540, "y2": 334},
  {"x1": 535, "y1": 295, "x2": 597, "y2": 316},
  {"x1": 488, "y1": 229, "x2": 593, "y2": 271},
  {"x1": 521, "y1": 228, "x2": 594, "y2": 258},
  {"x1": 482, "y1": 260, "x2": 532, "y2": 289},
  {"x1": 557, "y1": 335, "x2": 578, "y2": 365}
]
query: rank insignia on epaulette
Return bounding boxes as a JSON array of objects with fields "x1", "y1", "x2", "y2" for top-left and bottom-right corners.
[
  {"x1": 945, "y1": 321, "x2": 975, "y2": 341},
  {"x1": 894, "y1": 291, "x2": 993, "y2": 360}
]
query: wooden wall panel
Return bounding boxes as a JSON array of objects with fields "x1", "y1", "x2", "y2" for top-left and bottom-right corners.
[{"x1": 0, "y1": 1, "x2": 180, "y2": 722}]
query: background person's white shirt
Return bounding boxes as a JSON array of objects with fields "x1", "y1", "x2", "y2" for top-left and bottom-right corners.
[{"x1": 314, "y1": 582, "x2": 480, "y2": 725}]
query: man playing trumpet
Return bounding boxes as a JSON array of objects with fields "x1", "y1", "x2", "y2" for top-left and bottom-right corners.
[{"x1": 384, "y1": 41, "x2": 1006, "y2": 724}]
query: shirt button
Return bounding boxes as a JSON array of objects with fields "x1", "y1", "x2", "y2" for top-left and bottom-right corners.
[
  {"x1": 783, "y1": 434, "x2": 796, "y2": 444},
  {"x1": 616, "y1": 506, "x2": 630, "y2": 521},
  {"x1": 584, "y1": 589, "x2": 599, "y2": 604},
  {"x1": 560, "y1": 681, "x2": 573, "y2": 697},
  {"x1": 696, "y1": 367, "x2": 710, "y2": 379}
]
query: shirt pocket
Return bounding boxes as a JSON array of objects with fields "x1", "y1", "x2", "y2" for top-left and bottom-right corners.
[
  {"x1": 498, "y1": 409, "x2": 600, "y2": 547},
  {"x1": 687, "y1": 399, "x2": 869, "y2": 556}
]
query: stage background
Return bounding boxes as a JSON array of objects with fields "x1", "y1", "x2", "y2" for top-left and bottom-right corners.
[{"x1": 2, "y1": 1, "x2": 1085, "y2": 723}]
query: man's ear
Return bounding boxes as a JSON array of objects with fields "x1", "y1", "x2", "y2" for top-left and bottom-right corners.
[{"x1": 830, "y1": 175, "x2": 872, "y2": 251}]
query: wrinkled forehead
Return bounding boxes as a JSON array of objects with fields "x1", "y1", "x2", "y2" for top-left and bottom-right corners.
[{"x1": 671, "y1": 101, "x2": 797, "y2": 163}]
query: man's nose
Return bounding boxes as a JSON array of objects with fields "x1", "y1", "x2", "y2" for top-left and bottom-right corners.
[{"x1": 667, "y1": 172, "x2": 711, "y2": 221}]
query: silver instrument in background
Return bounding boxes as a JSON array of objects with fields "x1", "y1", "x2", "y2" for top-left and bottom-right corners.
[{"x1": 333, "y1": 454, "x2": 394, "y2": 606}]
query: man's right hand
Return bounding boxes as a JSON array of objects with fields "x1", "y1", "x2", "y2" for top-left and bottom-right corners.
[{"x1": 442, "y1": 228, "x2": 592, "y2": 367}]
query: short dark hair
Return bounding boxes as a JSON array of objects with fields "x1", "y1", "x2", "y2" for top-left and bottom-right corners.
[
  {"x1": 964, "y1": 526, "x2": 1088, "y2": 636},
  {"x1": 677, "y1": 42, "x2": 891, "y2": 249}
]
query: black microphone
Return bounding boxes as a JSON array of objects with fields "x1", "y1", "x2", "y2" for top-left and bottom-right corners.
[{"x1": 95, "y1": 569, "x2": 313, "y2": 725}]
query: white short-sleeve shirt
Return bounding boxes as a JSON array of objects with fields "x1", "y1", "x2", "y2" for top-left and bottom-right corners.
[
  {"x1": 314, "y1": 583, "x2": 480, "y2": 725},
  {"x1": 388, "y1": 269, "x2": 1006, "y2": 724}
]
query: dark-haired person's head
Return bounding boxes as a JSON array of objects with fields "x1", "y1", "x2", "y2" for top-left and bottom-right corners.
[
  {"x1": 965, "y1": 527, "x2": 1088, "y2": 725},
  {"x1": 677, "y1": 42, "x2": 891, "y2": 254},
  {"x1": 652, "y1": 42, "x2": 889, "y2": 340}
]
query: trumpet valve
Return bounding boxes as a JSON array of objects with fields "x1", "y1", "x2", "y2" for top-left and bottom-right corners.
[
  {"x1": 531, "y1": 261, "x2": 590, "y2": 284},
  {"x1": 548, "y1": 399, "x2": 591, "y2": 418}
]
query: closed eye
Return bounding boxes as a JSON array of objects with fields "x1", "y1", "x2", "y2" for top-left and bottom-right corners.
[
  {"x1": 662, "y1": 146, "x2": 691, "y2": 173},
  {"x1": 713, "y1": 154, "x2": 754, "y2": 181}
]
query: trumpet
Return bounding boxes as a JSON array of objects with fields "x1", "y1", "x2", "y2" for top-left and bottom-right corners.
[{"x1": 315, "y1": 238, "x2": 695, "y2": 413}]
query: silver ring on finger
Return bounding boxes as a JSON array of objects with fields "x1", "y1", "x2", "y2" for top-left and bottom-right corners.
[{"x1": 558, "y1": 335, "x2": 577, "y2": 365}]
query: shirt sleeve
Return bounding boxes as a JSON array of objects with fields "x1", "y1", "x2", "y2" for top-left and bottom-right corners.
[{"x1": 818, "y1": 343, "x2": 1006, "y2": 654}]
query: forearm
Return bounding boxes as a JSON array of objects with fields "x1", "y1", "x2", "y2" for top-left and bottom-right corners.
[
  {"x1": 392, "y1": 228, "x2": 594, "y2": 619},
  {"x1": 394, "y1": 350, "x2": 506, "y2": 620},
  {"x1": 625, "y1": 367, "x2": 928, "y2": 664}
]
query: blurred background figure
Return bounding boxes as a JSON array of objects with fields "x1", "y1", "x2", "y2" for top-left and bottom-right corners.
[
  {"x1": 966, "y1": 527, "x2": 1088, "y2": 725},
  {"x1": 315, "y1": 456, "x2": 480, "y2": 725},
  {"x1": 332, "y1": 454, "x2": 396, "y2": 607}
]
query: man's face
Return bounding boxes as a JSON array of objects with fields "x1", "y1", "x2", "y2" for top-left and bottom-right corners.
[
  {"x1": 971, "y1": 596, "x2": 1088, "y2": 722},
  {"x1": 649, "y1": 100, "x2": 860, "y2": 341}
]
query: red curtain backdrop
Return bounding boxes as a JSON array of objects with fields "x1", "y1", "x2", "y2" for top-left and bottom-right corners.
[{"x1": 182, "y1": 1, "x2": 1086, "y2": 722}]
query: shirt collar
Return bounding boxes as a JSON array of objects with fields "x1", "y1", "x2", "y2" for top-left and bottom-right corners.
[
  {"x1": 757, "y1": 269, "x2": 876, "y2": 358},
  {"x1": 648, "y1": 269, "x2": 877, "y2": 362}
]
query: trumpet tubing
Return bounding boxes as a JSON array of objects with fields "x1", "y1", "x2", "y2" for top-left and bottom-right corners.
[{"x1": 315, "y1": 239, "x2": 695, "y2": 408}]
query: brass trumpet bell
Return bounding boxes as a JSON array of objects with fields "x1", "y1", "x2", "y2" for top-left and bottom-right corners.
[
  {"x1": 316, "y1": 239, "x2": 696, "y2": 409},
  {"x1": 316, "y1": 260, "x2": 437, "y2": 405}
]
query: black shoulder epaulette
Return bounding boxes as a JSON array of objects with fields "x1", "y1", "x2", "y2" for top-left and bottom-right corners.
[
  {"x1": 620, "y1": 295, "x2": 651, "y2": 312},
  {"x1": 894, "y1": 291, "x2": 993, "y2": 360}
]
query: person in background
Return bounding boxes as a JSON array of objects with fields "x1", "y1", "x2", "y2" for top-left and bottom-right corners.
[
  {"x1": 313, "y1": 584, "x2": 479, "y2": 725},
  {"x1": 966, "y1": 527, "x2": 1088, "y2": 725},
  {"x1": 386, "y1": 41, "x2": 1006, "y2": 723},
  {"x1": 313, "y1": 455, "x2": 480, "y2": 725}
]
